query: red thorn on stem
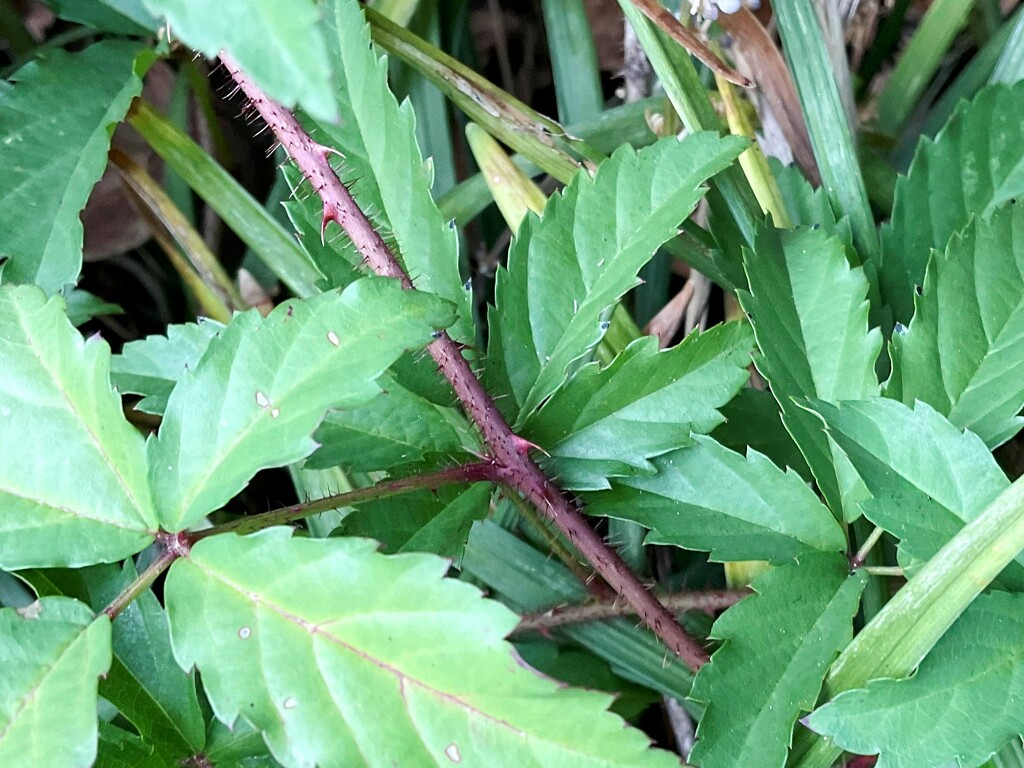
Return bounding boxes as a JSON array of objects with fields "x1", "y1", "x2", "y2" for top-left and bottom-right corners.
[
  {"x1": 321, "y1": 203, "x2": 339, "y2": 246},
  {"x1": 317, "y1": 143, "x2": 346, "y2": 161},
  {"x1": 511, "y1": 434, "x2": 548, "y2": 457}
]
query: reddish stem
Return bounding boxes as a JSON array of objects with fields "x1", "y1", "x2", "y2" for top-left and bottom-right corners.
[{"x1": 221, "y1": 54, "x2": 711, "y2": 672}]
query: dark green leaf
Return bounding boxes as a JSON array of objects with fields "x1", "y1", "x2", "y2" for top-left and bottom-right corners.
[
  {"x1": 149, "y1": 279, "x2": 454, "y2": 531},
  {"x1": 488, "y1": 133, "x2": 747, "y2": 423},
  {"x1": 0, "y1": 41, "x2": 147, "y2": 293},
  {"x1": 887, "y1": 201, "x2": 1024, "y2": 447},
  {"x1": 711, "y1": 388, "x2": 812, "y2": 481},
  {"x1": 523, "y1": 322, "x2": 754, "y2": 490},
  {"x1": 586, "y1": 436, "x2": 846, "y2": 563},
  {"x1": 806, "y1": 591, "x2": 1024, "y2": 768},
  {"x1": 688, "y1": 553, "x2": 866, "y2": 768},
  {"x1": 44, "y1": 0, "x2": 157, "y2": 33}
]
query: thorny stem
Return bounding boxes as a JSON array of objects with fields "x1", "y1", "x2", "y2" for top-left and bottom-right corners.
[
  {"x1": 222, "y1": 54, "x2": 712, "y2": 672},
  {"x1": 514, "y1": 588, "x2": 750, "y2": 634},
  {"x1": 192, "y1": 462, "x2": 500, "y2": 541}
]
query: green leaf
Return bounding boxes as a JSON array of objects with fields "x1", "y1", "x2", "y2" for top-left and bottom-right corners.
[
  {"x1": 806, "y1": 398, "x2": 1020, "y2": 584},
  {"x1": 143, "y1": 0, "x2": 337, "y2": 123},
  {"x1": 887, "y1": 201, "x2": 1024, "y2": 447},
  {"x1": 204, "y1": 719, "x2": 285, "y2": 768},
  {"x1": 96, "y1": 723, "x2": 173, "y2": 768},
  {"x1": 711, "y1": 388, "x2": 812, "y2": 481},
  {"x1": 0, "y1": 41, "x2": 147, "y2": 293},
  {"x1": 0, "y1": 597, "x2": 111, "y2": 768},
  {"x1": 769, "y1": 158, "x2": 851, "y2": 248},
  {"x1": 688, "y1": 553, "x2": 866, "y2": 768},
  {"x1": 806, "y1": 591, "x2": 1024, "y2": 768},
  {"x1": 307, "y1": 374, "x2": 471, "y2": 473},
  {"x1": 882, "y1": 81, "x2": 1024, "y2": 323},
  {"x1": 62, "y1": 287, "x2": 123, "y2": 328},
  {"x1": 522, "y1": 322, "x2": 754, "y2": 491},
  {"x1": 150, "y1": 279, "x2": 453, "y2": 531},
  {"x1": 586, "y1": 436, "x2": 846, "y2": 563},
  {"x1": 739, "y1": 222, "x2": 881, "y2": 519},
  {"x1": 0, "y1": 285, "x2": 156, "y2": 569},
  {"x1": 488, "y1": 133, "x2": 746, "y2": 422},
  {"x1": 110, "y1": 319, "x2": 221, "y2": 415},
  {"x1": 166, "y1": 529, "x2": 680, "y2": 767},
  {"x1": 44, "y1": 0, "x2": 157, "y2": 33},
  {"x1": 335, "y1": 483, "x2": 492, "y2": 561},
  {"x1": 303, "y1": 0, "x2": 474, "y2": 345}
]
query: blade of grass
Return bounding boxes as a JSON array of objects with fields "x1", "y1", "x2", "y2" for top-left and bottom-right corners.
[
  {"x1": 772, "y1": 0, "x2": 877, "y2": 263},
  {"x1": 873, "y1": 0, "x2": 977, "y2": 137},
  {"x1": 990, "y1": 6, "x2": 1024, "y2": 83},
  {"x1": 128, "y1": 100, "x2": 323, "y2": 298},
  {"x1": 542, "y1": 0, "x2": 604, "y2": 124}
]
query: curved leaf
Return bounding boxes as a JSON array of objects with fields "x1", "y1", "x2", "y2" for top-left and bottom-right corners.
[
  {"x1": 166, "y1": 529, "x2": 680, "y2": 768},
  {"x1": 881, "y1": 80, "x2": 1024, "y2": 323},
  {"x1": 888, "y1": 201, "x2": 1024, "y2": 447},
  {"x1": 149, "y1": 279, "x2": 454, "y2": 531},
  {"x1": 111, "y1": 319, "x2": 221, "y2": 415},
  {"x1": 806, "y1": 591, "x2": 1024, "y2": 768},
  {"x1": 488, "y1": 133, "x2": 747, "y2": 423},
  {"x1": 143, "y1": 0, "x2": 337, "y2": 122},
  {"x1": 304, "y1": 0, "x2": 474, "y2": 345},
  {"x1": 523, "y1": 322, "x2": 754, "y2": 491},
  {"x1": 688, "y1": 554, "x2": 865, "y2": 768},
  {"x1": 586, "y1": 436, "x2": 846, "y2": 563},
  {"x1": 0, "y1": 41, "x2": 147, "y2": 293},
  {"x1": 807, "y1": 398, "x2": 1020, "y2": 584},
  {"x1": 46, "y1": 0, "x2": 157, "y2": 33},
  {"x1": 0, "y1": 285, "x2": 155, "y2": 569},
  {"x1": 0, "y1": 597, "x2": 111, "y2": 768},
  {"x1": 739, "y1": 222, "x2": 881, "y2": 519}
]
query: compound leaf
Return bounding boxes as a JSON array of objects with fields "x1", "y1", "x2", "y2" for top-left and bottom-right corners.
[
  {"x1": 165, "y1": 529, "x2": 679, "y2": 768},
  {"x1": 489, "y1": 133, "x2": 746, "y2": 423},
  {"x1": 0, "y1": 41, "x2": 147, "y2": 293},
  {"x1": 149, "y1": 278, "x2": 453, "y2": 531},
  {"x1": 881, "y1": 80, "x2": 1024, "y2": 323},
  {"x1": 688, "y1": 553, "x2": 866, "y2": 768},
  {"x1": 0, "y1": 597, "x2": 111, "y2": 768},
  {"x1": 888, "y1": 201, "x2": 1024, "y2": 447},
  {"x1": 806, "y1": 591, "x2": 1024, "y2": 768},
  {"x1": 586, "y1": 436, "x2": 845, "y2": 563},
  {"x1": 0, "y1": 285, "x2": 155, "y2": 569},
  {"x1": 523, "y1": 322, "x2": 754, "y2": 491}
]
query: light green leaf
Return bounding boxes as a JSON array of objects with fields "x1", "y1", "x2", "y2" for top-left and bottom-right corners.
[
  {"x1": 44, "y1": 0, "x2": 157, "y2": 33},
  {"x1": 739, "y1": 222, "x2": 881, "y2": 519},
  {"x1": 62, "y1": 287, "x2": 123, "y2": 327},
  {"x1": 688, "y1": 554, "x2": 866, "y2": 768},
  {"x1": 110, "y1": 319, "x2": 221, "y2": 415},
  {"x1": 149, "y1": 278, "x2": 454, "y2": 531},
  {"x1": 143, "y1": 0, "x2": 336, "y2": 123},
  {"x1": 522, "y1": 322, "x2": 754, "y2": 491},
  {"x1": 0, "y1": 597, "x2": 111, "y2": 768},
  {"x1": 887, "y1": 201, "x2": 1024, "y2": 447},
  {"x1": 0, "y1": 285, "x2": 156, "y2": 569},
  {"x1": 806, "y1": 398, "x2": 1020, "y2": 585},
  {"x1": 806, "y1": 591, "x2": 1024, "y2": 768},
  {"x1": 0, "y1": 41, "x2": 147, "y2": 293},
  {"x1": 585, "y1": 436, "x2": 846, "y2": 563},
  {"x1": 166, "y1": 529, "x2": 680, "y2": 768},
  {"x1": 307, "y1": 374, "x2": 471, "y2": 473},
  {"x1": 489, "y1": 133, "x2": 747, "y2": 423},
  {"x1": 881, "y1": 81, "x2": 1024, "y2": 323},
  {"x1": 769, "y1": 158, "x2": 851, "y2": 248},
  {"x1": 301, "y1": 0, "x2": 474, "y2": 345}
]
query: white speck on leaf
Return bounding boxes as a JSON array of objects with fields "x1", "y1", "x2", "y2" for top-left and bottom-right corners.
[
  {"x1": 255, "y1": 391, "x2": 270, "y2": 408},
  {"x1": 445, "y1": 743, "x2": 461, "y2": 763},
  {"x1": 283, "y1": 697, "x2": 297, "y2": 709},
  {"x1": 271, "y1": 408, "x2": 281, "y2": 419},
  {"x1": 327, "y1": 331, "x2": 340, "y2": 347},
  {"x1": 238, "y1": 627, "x2": 251, "y2": 639}
]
